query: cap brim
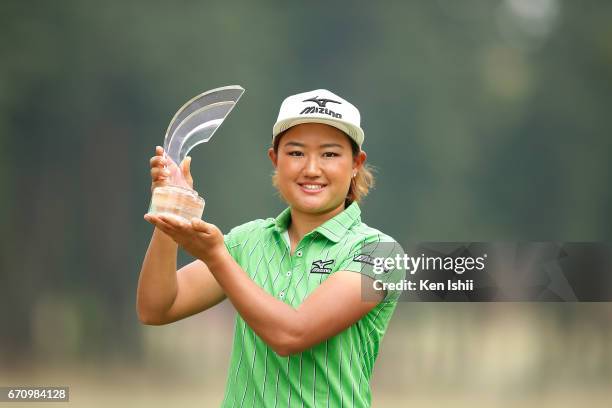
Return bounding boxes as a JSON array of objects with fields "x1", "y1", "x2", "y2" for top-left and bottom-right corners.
[{"x1": 273, "y1": 117, "x2": 364, "y2": 147}]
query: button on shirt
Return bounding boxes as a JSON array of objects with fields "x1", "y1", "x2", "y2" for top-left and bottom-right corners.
[{"x1": 221, "y1": 202, "x2": 403, "y2": 408}]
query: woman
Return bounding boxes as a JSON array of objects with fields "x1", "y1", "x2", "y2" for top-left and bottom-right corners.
[{"x1": 138, "y1": 89, "x2": 403, "y2": 407}]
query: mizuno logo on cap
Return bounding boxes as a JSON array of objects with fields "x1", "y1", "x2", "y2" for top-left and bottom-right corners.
[
  {"x1": 302, "y1": 96, "x2": 341, "y2": 108},
  {"x1": 300, "y1": 96, "x2": 343, "y2": 119}
]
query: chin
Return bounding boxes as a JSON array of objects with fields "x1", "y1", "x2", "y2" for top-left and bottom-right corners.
[{"x1": 290, "y1": 196, "x2": 343, "y2": 215}]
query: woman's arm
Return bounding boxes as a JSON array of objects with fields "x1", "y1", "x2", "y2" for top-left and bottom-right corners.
[
  {"x1": 136, "y1": 226, "x2": 226, "y2": 325},
  {"x1": 209, "y1": 250, "x2": 381, "y2": 356},
  {"x1": 137, "y1": 146, "x2": 226, "y2": 325},
  {"x1": 145, "y1": 213, "x2": 383, "y2": 355}
]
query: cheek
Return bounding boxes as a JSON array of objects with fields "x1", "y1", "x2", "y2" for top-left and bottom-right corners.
[
  {"x1": 275, "y1": 162, "x2": 298, "y2": 186},
  {"x1": 329, "y1": 161, "x2": 353, "y2": 182},
  {"x1": 276, "y1": 160, "x2": 295, "y2": 177}
]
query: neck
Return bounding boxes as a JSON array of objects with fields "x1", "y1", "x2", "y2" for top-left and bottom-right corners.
[{"x1": 288, "y1": 203, "x2": 346, "y2": 245}]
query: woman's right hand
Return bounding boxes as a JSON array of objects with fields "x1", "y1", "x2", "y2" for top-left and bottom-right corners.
[{"x1": 149, "y1": 146, "x2": 194, "y2": 193}]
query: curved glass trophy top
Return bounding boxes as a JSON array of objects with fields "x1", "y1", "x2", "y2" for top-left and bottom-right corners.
[
  {"x1": 162, "y1": 85, "x2": 245, "y2": 187},
  {"x1": 164, "y1": 85, "x2": 244, "y2": 164}
]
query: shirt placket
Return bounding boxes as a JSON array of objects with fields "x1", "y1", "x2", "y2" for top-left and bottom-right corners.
[{"x1": 279, "y1": 236, "x2": 308, "y2": 304}]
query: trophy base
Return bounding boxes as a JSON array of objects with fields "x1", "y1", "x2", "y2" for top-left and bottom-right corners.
[{"x1": 149, "y1": 185, "x2": 205, "y2": 222}]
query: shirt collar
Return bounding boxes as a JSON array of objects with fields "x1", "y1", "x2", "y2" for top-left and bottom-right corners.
[{"x1": 267, "y1": 202, "x2": 361, "y2": 243}]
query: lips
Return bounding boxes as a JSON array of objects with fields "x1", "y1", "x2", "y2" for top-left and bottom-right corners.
[{"x1": 297, "y1": 182, "x2": 327, "y2": 194}]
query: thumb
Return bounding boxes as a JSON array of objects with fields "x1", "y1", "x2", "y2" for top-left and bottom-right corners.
[
  {"x1": 181, "y1": 156, "x2": 193, "y2": 185},
  {"x1": 180, "y1": 156, "x2": 191, "y2": 173}
]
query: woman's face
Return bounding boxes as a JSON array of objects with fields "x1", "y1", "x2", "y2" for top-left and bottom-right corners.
[{"x1": 268, "y1": 123, "x2": 365, "y2": 216}]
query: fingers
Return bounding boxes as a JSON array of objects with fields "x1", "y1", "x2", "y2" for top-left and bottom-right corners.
[
  {"x1": 158, "y1": 213, "x2": 190, "y2": 229},
  {"x1": 145, "y1": 213, "x2": 194, "y2": 239},
  {"x1": 148, "y1": 213, "x2": 210, "y2": 235},
  {"x1": 150, "y1": 155, "x2": 166, "y2": 168},
  {"x1": 150, "y1": 147, "x2": 167, "y2": 168},
  {"x1": 150, "y1": 167, "x2": 170, "y2": 192},
  {"x1": 150, "y1": 147, "x2": 171, "y2": 190},
  {"x1": 150, "y1": 149, "x2": 181, "y2": 174},
  {"x1": 190, "y1": 218, "x2": 211, "y2": 233},
  {"x1": 144, "y1": 213, "x2": 177, "y2": 237},
  {"x1": 151, "y1": 166, "x2": 170, "y2": 179},
  {"x1": 180, "y1": 156, "x2": 191, "y2": 172},
  {"x1": 150, "y1": 147, "x2": 193, "y2": 191}
]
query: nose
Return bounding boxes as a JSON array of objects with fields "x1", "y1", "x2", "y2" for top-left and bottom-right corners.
[{"x1": 302, "y1": 155, "x2": 322, "y2": 177}]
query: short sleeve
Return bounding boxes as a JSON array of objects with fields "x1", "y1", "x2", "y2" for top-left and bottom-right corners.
[
  {"x1": 223, "y1": 219, "x2": 271, "y2": 264},
  {"x1": 223, "y1": 230, "x2": 240, "y2": 261},
  {"x1": 336, "y1": 235, "x2": 406, "y2": 301}
]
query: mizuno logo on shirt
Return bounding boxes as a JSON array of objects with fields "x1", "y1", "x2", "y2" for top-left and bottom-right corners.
[
  {"x1": 353, "y1": 253, "x2": 391, "y2": 272},
  {"x1": 310, "y1": 259, "x2": 335, "y2": 274},
  {"x1": 353, "y1": 254, "x2": 376, "y2": 266}
]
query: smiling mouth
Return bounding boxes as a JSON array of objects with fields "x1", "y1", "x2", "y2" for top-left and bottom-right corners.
[{"x1": 298, "y1": 183, "x2": 327, "y2": 191}]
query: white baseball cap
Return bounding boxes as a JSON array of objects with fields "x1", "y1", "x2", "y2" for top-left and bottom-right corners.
[{"x1": 272, "y1": 89, "x2": 365, "y2": 147}]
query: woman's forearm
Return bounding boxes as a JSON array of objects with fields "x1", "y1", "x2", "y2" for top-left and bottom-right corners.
[{"x1": 136, "y1": 228, "x2": 180, "y2": 323}]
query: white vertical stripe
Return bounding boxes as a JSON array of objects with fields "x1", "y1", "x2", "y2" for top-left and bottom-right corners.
[
  {"x1": 286, "y1": 357, "x2": 292, "y2": 407},
  {"x1": 357, "y1": 364, "x2": 362, "y2": 406},
  {"x1": 358, "y1": 303, "x2": 386, "y2": 361},
  {"x1": 261, "y1": 345, "x2": 270, "y2": 401},
  {"x1": 273, "y1": 367, "x2": 280, "y2": 408},
  {"x1": 251, "y1": 237, "x2": 275, "y2": 282},
  {"x1": 231, "y1": 318, "x2": 247, "y2": 407},
  {"x1": 310, "y1": 237, "x2": 338, "y2": 407},
  {"x1": 325, "y1": 340, "x2": 330, "y2": 408},
  {"x1": 312, "y1": 349, "x2": 316, "y2": 407},
  {"x1": 239, "y1": 330, "x2": 258, "y2": 407},
  {"x1": 349, "y1": 341, "x2": 354, "y2": 408},
  {"x1": 299, "y1": 353, "x2": 304, "y2": 408},
  {"x1": 232, "y1": 234, "x2": 268, "y2": 407},
  {"x1": 271, "y1": 245, "x2": 288, "y2": 288},
  {"x1": 239, "y1": 237, "x2": 273, "y2": 407},
  {"x1": 340, "y1": 337, "x2": 344, "y2": 408},
  {"x1": 261, "y1": 234, "x2": 285, "y2": 288}
]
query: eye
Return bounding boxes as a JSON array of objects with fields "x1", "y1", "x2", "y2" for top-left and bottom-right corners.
[
  {"x1": 287, "y1": 151, "x2": 304, "y2": 157},
  {"x1": 322, "y1": 152, "x2": 340, "y2": 158}
]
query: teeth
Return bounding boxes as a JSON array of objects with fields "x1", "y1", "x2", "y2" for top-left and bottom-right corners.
[{"x1": 302, "y1": 184, "x2": 323, "y2": 190}]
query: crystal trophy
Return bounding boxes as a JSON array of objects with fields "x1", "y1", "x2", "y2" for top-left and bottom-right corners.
[{"x1": 148, "y1": 85, "x2": 245, "y2": 221}]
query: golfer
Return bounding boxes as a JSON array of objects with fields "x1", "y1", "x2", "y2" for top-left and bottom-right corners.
[{"x1": 138, "y1": 89, "x2": 403, "y2": 407}]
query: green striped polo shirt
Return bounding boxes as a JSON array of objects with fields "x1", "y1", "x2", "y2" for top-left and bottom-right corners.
[{"x1": 220, "y1": 202, "x2": 404, "y2": 408}]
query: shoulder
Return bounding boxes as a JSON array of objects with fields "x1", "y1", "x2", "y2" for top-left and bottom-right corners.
[
  {"x1": 223, "y1": 218, "x2": 276, "y2": 259},
  {"x1": 347, "y1": 220, "x2": 400, "y2": 249},
  {"x1": 224, "y1": 218, "x2": 274, "y2": 242},
  {"x1": 333, "y1": 220, "x2": 403, "y2": 267}
]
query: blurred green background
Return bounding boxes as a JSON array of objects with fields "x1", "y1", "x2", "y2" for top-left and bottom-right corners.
[{"x1": 1, "y1": 0, "x2": 611, "y2": 406}]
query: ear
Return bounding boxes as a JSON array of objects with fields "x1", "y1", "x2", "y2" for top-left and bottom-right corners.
[
  {"x1": 353, "y1": 150, "x2": 367, "y2": 172},
  {"x1": 268, "y1": 147, "x2": 278, "y2": 168}
]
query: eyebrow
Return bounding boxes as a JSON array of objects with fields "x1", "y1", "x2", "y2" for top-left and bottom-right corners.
[{"x1": 283, "y1": 141, "x2": 344, "y2": 149}]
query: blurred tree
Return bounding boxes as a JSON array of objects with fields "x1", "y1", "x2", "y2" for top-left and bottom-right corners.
[{"x1": 0, "y1": 0, "x2": 611, "y2": 365}]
